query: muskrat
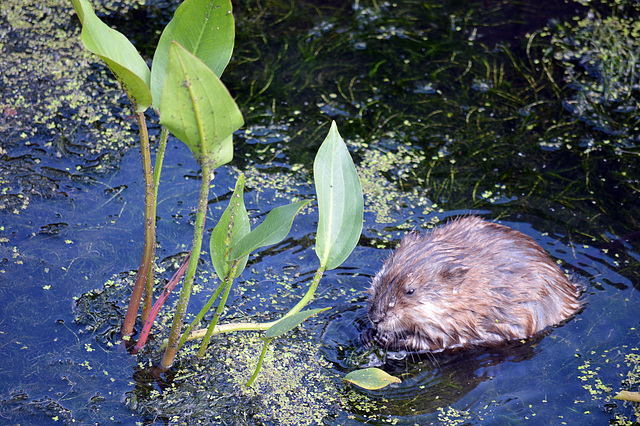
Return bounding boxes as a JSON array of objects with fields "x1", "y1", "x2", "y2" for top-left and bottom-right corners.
[{"x1": 362, "y1": 216, "x2": 581, "y2": 353}]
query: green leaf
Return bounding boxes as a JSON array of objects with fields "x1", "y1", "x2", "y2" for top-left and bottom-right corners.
[
  {"x1": 343, "y1": 368, "x2": 401, "y2": 390},
  {"x1": 314, "y1": 121, "x2": 364, "y2": 270},
  {"x1": 229, "y1": 200, "x2": 311, "y2": 260},
  {"x1": 265, "y1": 308, "x2": 330, "y2": 339},
  {"x1": 614, "y1": 391, "x2": 640, "y2": 402},
  {"x1": 210, "y1": 174, "x2": 250, "y2": 279},
  {"x1": 71, "y1": 0, "x2": 151, "y2": 112},
  {"x1": 151, "y1": 0, "x2": 235, "y2": 110},
  {"x1": 159, "y1": 41, "x2": 243, "y2": 170}
]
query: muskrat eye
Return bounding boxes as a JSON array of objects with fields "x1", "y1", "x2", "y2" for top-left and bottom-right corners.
[{"x1": 406, "y1": 288, "x2": 415, "y2": 296}]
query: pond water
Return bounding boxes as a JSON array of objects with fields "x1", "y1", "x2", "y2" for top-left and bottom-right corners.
[{"x1": 1, "y1": 0, "x2": 639, "y2": 424}]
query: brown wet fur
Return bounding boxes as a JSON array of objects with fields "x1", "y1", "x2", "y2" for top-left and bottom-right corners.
[{"x1": 363, "y1": 216, "x2": 581, "y2": 353}]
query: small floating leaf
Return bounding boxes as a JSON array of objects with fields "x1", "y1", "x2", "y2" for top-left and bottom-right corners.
[
  {"x1": 230, "y1": 200, "x2": 311, "y2": 261},
  {"x1": 343, "y1": 368, "x2": 401, "y2": 390},
  {"x1": 265, "y1": 307, "x2": 330, "y2": 339},
  {"x1": 613, "y1": 390, "x2": 640, "y2": 402}
]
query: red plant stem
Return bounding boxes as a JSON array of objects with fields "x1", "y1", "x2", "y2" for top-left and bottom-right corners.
[
  {"x1": 121, "y1": 111, "x2": 156, "y2": 339},
  {"x1": 131, "y1": 251, "x2": 191, "y2": 354},
  {"x1": 141, "y1": 247, "x2": 155, "y2": 325},
  {"x1": 141, "y1": 126, "x2": 169, "y2": 324}
]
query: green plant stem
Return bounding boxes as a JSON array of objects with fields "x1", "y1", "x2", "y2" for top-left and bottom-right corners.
[
  {"x1": 159, "y1": 163, "x2": 211, "y2": 371},
  {"x1": 121, "y1": 111, "x2": 156, "y2": 339},
  {"x1": 153, "y1": 127, "x2": 169, "y2": 200},
  {"x1": 159, "y1": 321, "x2": 272, "y2": 350},
  {"x1": 197, "y1": 260, "x2": 239, "y2": 357},
  {"x1": 181, "y1": 264, "x2": 327, "y2": 343},
  {"x1": 286, "y1": 263, "x2": 326, "y2": 317},
  {"x1": 177, "y1": 276, "x2": 227, "y2": 350},
  {"x1": 245, "y1": 338, "x2": 271, "y2": 387},
  {"x1": 141, "y1": 126, "x2": 169, "y2": 323},
  {"x1": 141, "y1": 253, "x2": 155, "y2": 325}
]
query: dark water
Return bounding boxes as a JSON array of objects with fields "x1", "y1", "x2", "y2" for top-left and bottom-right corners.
[{"x1": 1, "y1": 0, "x2": 639, "y2": 424}]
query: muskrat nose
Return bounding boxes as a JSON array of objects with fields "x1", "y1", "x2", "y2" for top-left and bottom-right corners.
[{"x1": 368, "y1": 309, "x2": 385, "y2": 325}]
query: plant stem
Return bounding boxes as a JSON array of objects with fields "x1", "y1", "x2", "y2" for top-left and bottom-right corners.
[
  {"x1": 158, "y1": 163, "x2": 211, "y2": 371},
  {"x1": 153, "y1": 127, "x2": 169, "y2": 201},
  {"x1": 177, "y1": 276, "x2": 227, "y2": 350},
  {"x1": 285, "y1": 264, "x2": 326, "y2": 317},
  {"x1": 160, "y1": 321, "x2": 273, "y2": 350},
  {"x1": 197, "y1": 260, "x2": 239, "y2": 357},
  {"x1": 181, "y1": 263, "x2": 327, "y2": 343},
  {"x1": 245, "y1": 338, "x2": 271, "y2": 387},
  {"x1": 122, "y1": 111, "x2": 156, "y2": 339},
  {"x1": 132, "y1": 251, "x2": 190, "y2": 354},
  {"x1": 141, "y1": 126, "x2": 169, "y2": 323},
  {"x1": 174, "y1": 321, "x2": 274, "y2": 345}
]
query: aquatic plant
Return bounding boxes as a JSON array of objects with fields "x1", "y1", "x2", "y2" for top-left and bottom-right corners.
[
  {"x1": 71, "y1": 0, "x2": 243, "y2": 362},
  {"x1": 71, "y1": 0, "x2": 375, "y2": 387},
  {"x1": 71, "y1": 0, "x2": 159, "y2": 339},
  {"x1": 179, "y1": 122, "x2": 366, "y2": 383}
]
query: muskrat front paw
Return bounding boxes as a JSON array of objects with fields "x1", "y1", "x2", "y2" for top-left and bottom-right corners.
[
  {"x1": 362, "y1": 328, "x2": 398, "y2": 349},
  {"x1": 361, "y1": 328, "x2": 377, "y2": 347},
  {"x1": 373, "y1": 331, "x2": 394, "y2": 349}
]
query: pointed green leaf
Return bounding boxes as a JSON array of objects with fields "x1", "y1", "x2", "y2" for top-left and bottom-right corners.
[
  {"x1": 160, "y1": 41, "x2": 243, "y2": 170},
  {"x1": 151, "y1": 0, "x2": 235, "y2": 110},
  {"x1": 229, "y1": 200, "x2": 311, "y2": 260},
  {"x1": 614, "y1": 391, "x2": 640, "y2": 402},
  {"x1": 71, "y1": 0, "x2": 151, "y2": 112},
  {"x1": 210, "y1": 174, "x2": 250, "y2": 279},
  {"x1": 265, "y1": 308, "x2": 330, "y2": 339},
  {"x1": 314, "y1": 121, "x2": 364, "y2": 270},
  {"x1": 343, "y1": 368, "x2": 401, "y2": 390}
]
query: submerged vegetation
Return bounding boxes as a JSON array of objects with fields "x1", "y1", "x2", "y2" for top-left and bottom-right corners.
[
  {"x1": 130, "y1": 333, "x2": 342, "y2": 425},
  {"x1": 547, "y1": 9, "x2": 640, "y2": 142},
  {"x1": 223, "y1": 0, "x2": 640, "y2": 244}
]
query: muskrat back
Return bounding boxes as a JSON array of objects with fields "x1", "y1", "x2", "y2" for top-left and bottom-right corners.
[{"x1": 363, "y1": 216, "x2": 581, "y2": 353}]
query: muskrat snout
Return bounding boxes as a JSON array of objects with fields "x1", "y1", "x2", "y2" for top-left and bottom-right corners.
[
  {"x1": 367, "y1": 307, "x2": 385, "y2": 325},
  {"x1": 367, "y1": 294, "x2": 396, "y2": 325}
]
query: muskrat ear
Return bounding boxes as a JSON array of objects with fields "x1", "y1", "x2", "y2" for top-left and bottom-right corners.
[{"x1": 440, "y1": 263, "x2": 469, "y2": 279}]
